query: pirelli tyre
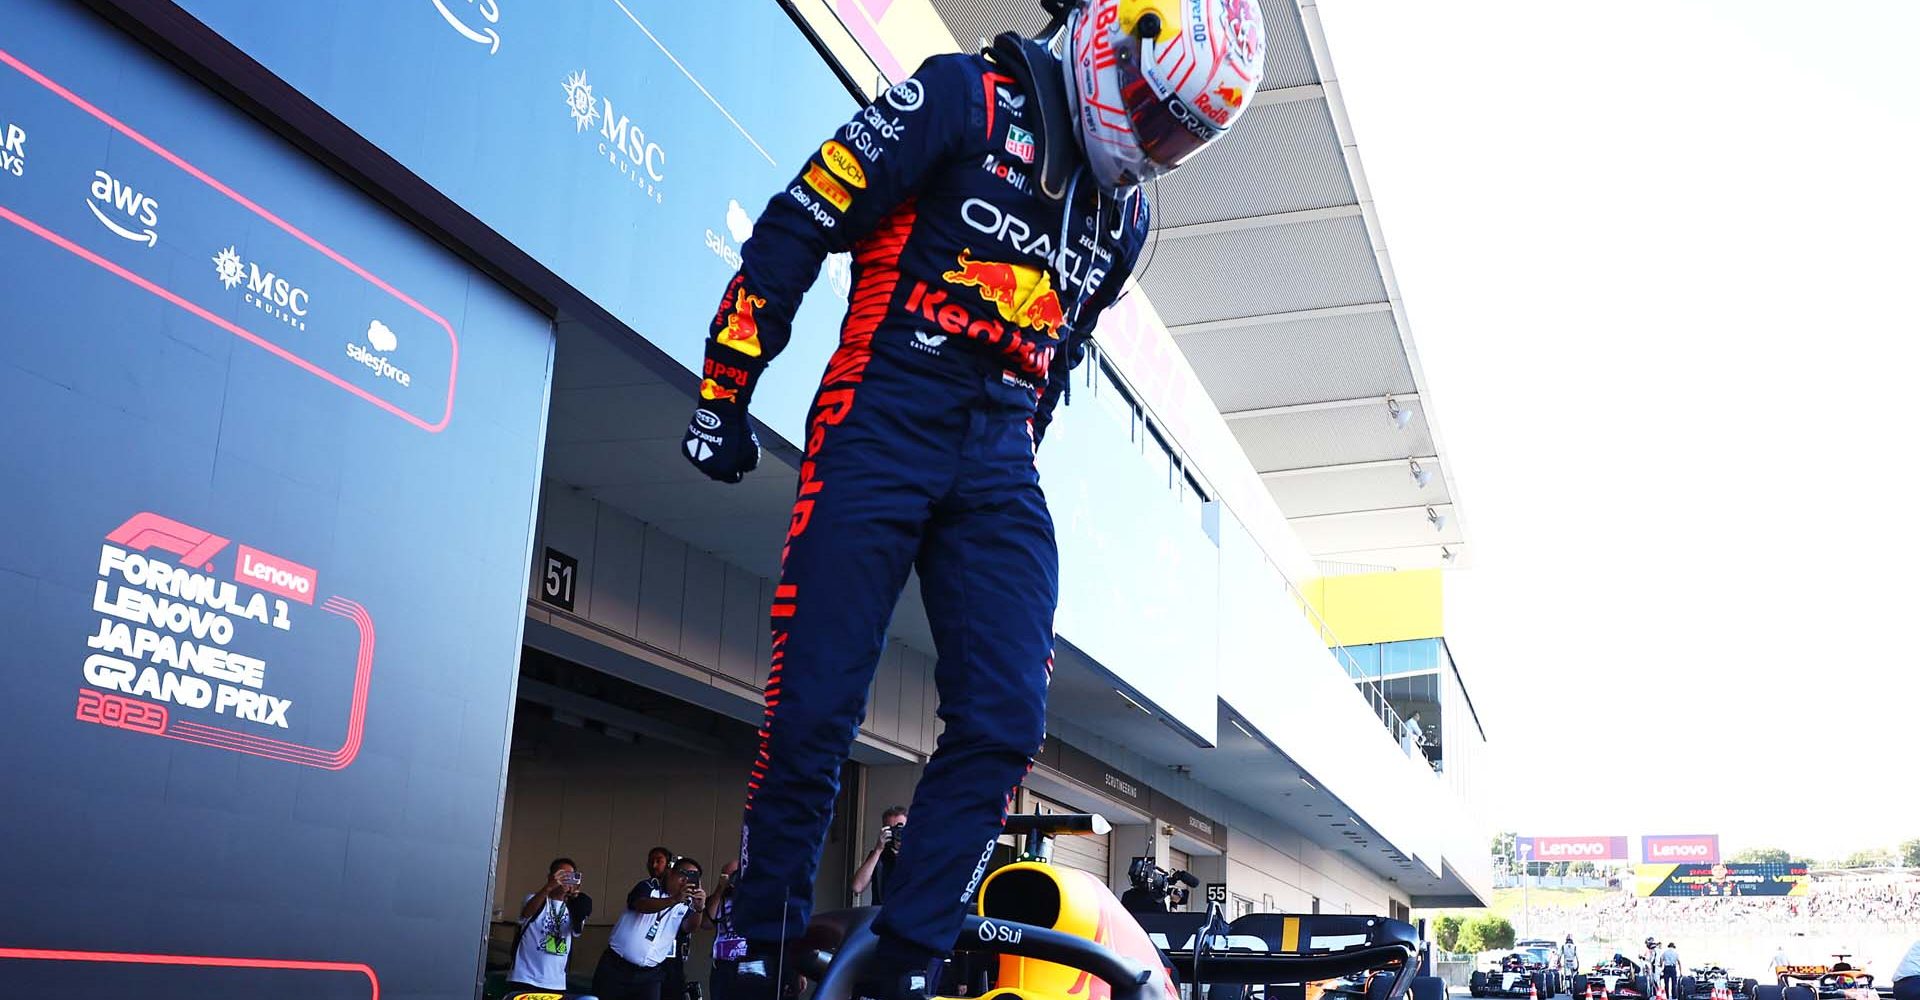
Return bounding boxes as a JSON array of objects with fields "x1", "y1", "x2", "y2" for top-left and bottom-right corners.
[
  {"x1": 1412, "y1": 976, "x2": 1449, "y2": 1000},
  {"x1": 1572, "y1": 976, "x2": 1589, "y2": 998},
  {"x1": 1471, "y1": 971, "x2": 1490, "y2": 997},
  {"x1": 1743, "y1": 981, "x2": 1758, "y2": 997},
  {"x1": 1682, "y1": 977, "x2": 1698, "y2": 998},
  {"x1": 1535, "y1": 973, "x2": 1550, "y2": 998},
  {"x1": 1635, "y1": 975, "x2": 1653, "y2": 998},
  {"x1": 1783, "y1": 987, "x2": 1815, "y2": 1000},
  {"x1": 1753, "y1": 986, "x2": 1785, "y2": 1000}
]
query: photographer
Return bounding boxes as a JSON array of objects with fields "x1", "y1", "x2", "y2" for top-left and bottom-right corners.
[
  {"x1": 852, "y1": 806, "x2": 908, "y2": 905},
  {"x1": 508, "y1": 857, "x2": 594, "y2": 993},
  {"x1": 594, "y1": 858, "x2": 709, "y2": 1000}
]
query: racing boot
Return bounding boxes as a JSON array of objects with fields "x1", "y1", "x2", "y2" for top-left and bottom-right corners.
[
  {"x1": 732, "y1": 942, "x2": 806, "y2": 1000},
  {"x1": 848, "y1": 935, "x2": 939, "y2": 1000}
]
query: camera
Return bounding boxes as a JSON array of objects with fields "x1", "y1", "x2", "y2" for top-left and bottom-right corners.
[
  {"x1": 560, "y1": 870, "x2": 583, "y2": 887},
  {"x1": 883, "y1": 821, "x2": 906, "y2": 852},
  {"x1": 1127, "y1": 857, "x2": 1198, "y2": 901}
]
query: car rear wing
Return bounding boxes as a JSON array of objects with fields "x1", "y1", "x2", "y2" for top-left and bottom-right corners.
[{"x1": 1138, "y1": 912, "x2": 1422, "y2": 1000}]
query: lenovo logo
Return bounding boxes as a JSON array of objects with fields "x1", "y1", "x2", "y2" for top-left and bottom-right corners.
[
  {"x1": 1643, "y1": 835, "x2": 1720, "y2": 864},
  {"x1": 1520, "y1": 836, "x2": 1628, "y2": 861}
]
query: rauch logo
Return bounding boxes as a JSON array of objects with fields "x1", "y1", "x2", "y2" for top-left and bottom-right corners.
[
  {"x1": 212, "y1": 245, "x2": 311, "y2": 330},
  {"x1": 562, "y1": 69, "x2": 666, "y2": 204}
]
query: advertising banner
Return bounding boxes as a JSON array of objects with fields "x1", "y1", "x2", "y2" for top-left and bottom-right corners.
[
  {"x1": 1635, "y1": 862, "x2": 1809, "y2": 897},
  {"x1": 0, "y1": 4, "x2": 552, "y2": 998},
  {"x1": 1642, "y1": 834, "x2": 1721, "y2": 864},
  {"x1": 168, "y1": 0, "x2": 862, "y2": 446},
  {"x1": 1518, "y1": 836, "x2": 1631, "y2": 862}
]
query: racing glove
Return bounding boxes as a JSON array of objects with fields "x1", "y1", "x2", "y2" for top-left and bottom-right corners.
[{"x1": 682, "y1": 277, "x2": 767, "y2": 483}]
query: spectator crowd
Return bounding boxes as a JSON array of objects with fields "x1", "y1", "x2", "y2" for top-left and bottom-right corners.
[{"x1": 1526, "y1": 875, "x2": 1920, "y2": 947}]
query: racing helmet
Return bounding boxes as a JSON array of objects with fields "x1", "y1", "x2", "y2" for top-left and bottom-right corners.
[{"x1": 1062, "y1": 0, "x2": 1266, "y2": 189}]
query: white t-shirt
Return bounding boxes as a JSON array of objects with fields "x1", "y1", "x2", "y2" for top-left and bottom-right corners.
[
  {"x1": 510, "y1": 894, "x2": 580, "y2": 990},
  {"x1": 609, "y1": 886, "x2": 693, "y2": 967},
  {"x1": 1893, "y1": 940, "x2": 1920, "y2": 982}
]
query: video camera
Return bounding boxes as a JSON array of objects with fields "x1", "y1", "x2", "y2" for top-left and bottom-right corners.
[{"x1": 1127, "y1": 856, "x2": 1199, "y2": 904}]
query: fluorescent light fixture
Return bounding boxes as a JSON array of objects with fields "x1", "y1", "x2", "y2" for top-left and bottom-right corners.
[
  {"x1": 1299, "y1": 776, "x2": 1316, "y2": 790},
  {"x1": 1386, "y1": 394, "x2": 1413, "y2": 430},
  {"x1": 1115, "y1": 688, "x2": 1152, "y2": 715},
  {"x1": 1409, "y1": 458, "x2": 1431, "y2": 488},
  {"x1": 1229, "y1": 717, "x2": 1258, "y2": 740}
]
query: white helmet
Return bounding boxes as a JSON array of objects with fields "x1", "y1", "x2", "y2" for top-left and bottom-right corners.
[{"x1": 1063, "y1": 0, "x2": 1266, "y2": 189}]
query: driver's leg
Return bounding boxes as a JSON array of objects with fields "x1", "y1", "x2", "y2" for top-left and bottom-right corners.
[
  {"x1": 729, "y1": 364, "x2": 954, "y2": 952},
  {"x1": 871, "y1": 405, "x2": 1055, "y2": 960}
]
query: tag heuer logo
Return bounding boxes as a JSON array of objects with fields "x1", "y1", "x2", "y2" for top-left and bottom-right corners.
[{"x1": 1004, "y1": 125, "x2": 1035, "y2": 164}]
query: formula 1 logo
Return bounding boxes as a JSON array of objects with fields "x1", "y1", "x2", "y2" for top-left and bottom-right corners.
[{"x1": 76, "y1": 511, "x2": 376, "y2": 770}]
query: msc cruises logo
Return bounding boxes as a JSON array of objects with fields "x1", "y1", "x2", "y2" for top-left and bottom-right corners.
[
  {"x1": 563, "y1": 71, "x2": 598, "y2": 133},
  {"x1": 562, "y1": 69, "x2": 667, "y2": 204},
  {"x1": 210, "y1": 245, "x2": 311, "y2": 330}
]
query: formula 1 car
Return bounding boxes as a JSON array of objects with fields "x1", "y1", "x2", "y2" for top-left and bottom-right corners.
[
  {"x1": 1572, "y1": 955, "x2": 1653, "y2": 1000},
  {"x1": 1756, "y1": 957, "x2": 1893, "y2": 1000},
  {"x1": 1470, "y1": 952, "x2": 1554, "y2": 998},
  {"x1": 746, "y1": 812, "x2": 1441, "y2": 1000},
  {"x1": 1678, "y1": 966, "x2": 1758, "y2": 1000}
]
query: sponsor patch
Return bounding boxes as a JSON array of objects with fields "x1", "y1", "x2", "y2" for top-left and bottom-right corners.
[
  {"x1": 819, "y1": 141, "x2": 868, "y2": 189},
  {"x1": 802, "y1": 163, "x2": 852, "y2": 212},
  {"x1": 1004, "y1": 125, "x2": 1036, "y2": 164}
]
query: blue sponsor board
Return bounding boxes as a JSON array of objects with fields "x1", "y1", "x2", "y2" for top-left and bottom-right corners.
[
  {"x1": 170, "y1": 0, "x2": 864, "y2": 441},
  {"x1": 0, "y1": 3, "x2": 552, "y2": 997}
]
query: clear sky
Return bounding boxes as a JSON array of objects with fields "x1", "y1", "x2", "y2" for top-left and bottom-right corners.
[{"x1": 1309, "y1": 0, "x2": 1920, "y2": 860}]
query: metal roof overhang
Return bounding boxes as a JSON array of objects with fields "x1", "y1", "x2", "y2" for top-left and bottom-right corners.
[
  {"x1": 920, "y1": 0, "x2": 1469, "y2": 570},
  {"x1": 1042, "y1": 643, "x2": 1481, "y2": 903}
]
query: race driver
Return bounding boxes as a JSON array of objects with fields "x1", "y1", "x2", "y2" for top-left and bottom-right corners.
[{"x1": 679, "y1": 2, "x2": 1267, "y2": 996}]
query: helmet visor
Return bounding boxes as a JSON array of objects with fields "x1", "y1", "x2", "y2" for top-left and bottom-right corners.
[{"x1": 1114, "y1": 38, "x2": 1221, "y2": 172}]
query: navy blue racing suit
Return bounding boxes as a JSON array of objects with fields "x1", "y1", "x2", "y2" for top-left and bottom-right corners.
[{"x1": 688, "y1": 51, "x2": 1149, "y2": 961}]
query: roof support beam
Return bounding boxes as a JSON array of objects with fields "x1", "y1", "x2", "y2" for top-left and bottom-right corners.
[
  {"x1": 1223, "y1": 393, "x2": 1419, "y2": 422},
  {"x1": 1287, "y1": 502, "x2": 1455, "y2": 523},
  {"x1": 1152, "y1": 203, "x2": 1360, "y2": 243},
  {"x1": 1167, "y1": 301, "x2": 1392, "y2": 337},
  {"x1": 1259, "y1": 455, "x2": 1439, "y2": 480},
  {"x1": 1252, "y1": 83, "x2": 1326, "y2": 107}
]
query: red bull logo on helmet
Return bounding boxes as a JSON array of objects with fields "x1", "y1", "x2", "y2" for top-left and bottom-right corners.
[{"x1": 942, "y1": 249, "x2": 1065, "y2": 340}]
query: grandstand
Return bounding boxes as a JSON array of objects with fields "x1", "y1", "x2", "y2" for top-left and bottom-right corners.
[{"x1": 1509, "y1": 871, "x2": 1920, "y2": 981}]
